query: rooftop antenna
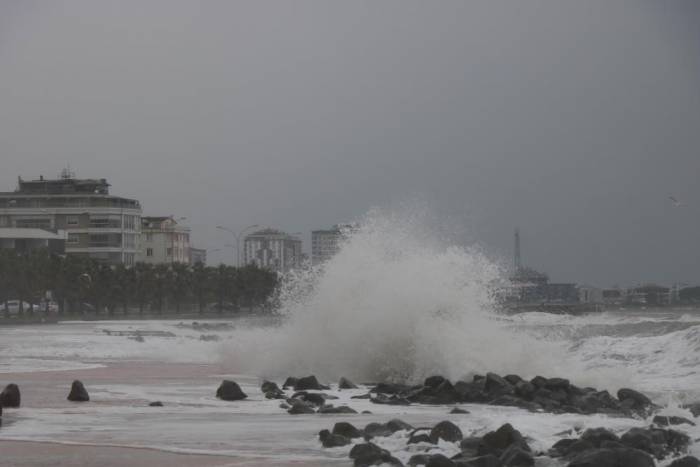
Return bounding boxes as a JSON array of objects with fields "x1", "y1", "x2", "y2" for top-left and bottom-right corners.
[
  {"x1": 60, "y1": 164, "x2": 75, "y2": 179},
  {"x1": 514, "y1": 228, "x2": 521, "y2": 272}
]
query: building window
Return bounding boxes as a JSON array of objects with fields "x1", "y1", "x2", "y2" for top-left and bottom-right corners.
[
  {"x1": 89, "y1": 216, "x2": 121, "y2": 229},
  {"x1": 89, "y1": 234, "x2": 109, "y2": 247},
  {"x1": 145, "y1": 233, "x2": 153, "y2": 242},
  {"x1": 146, "y1": 248, "x2": 153, "y2": 257},
  {"x1": 16, "y1": 218, "x2": 51, "y2": 229},
  {"x1": 166, "y1": 247, "x2": 173, "y2": 256},
  {"x1": 66, "y1": 216, "x2": 79, "y2": 226},
  {"x1": 67, "y1": 233, "x2": 80, "y2": 244}
]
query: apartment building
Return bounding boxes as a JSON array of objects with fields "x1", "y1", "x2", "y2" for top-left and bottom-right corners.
[
  {"x1": 311, "y1": 224, "x2": 358, "y2": 264},
  {"x1": 243, "y1": 228, "x2": 302, "y2": 273},
  {"x1": 0, "y1": 172, "x2": 141, "y2": 265},
  {"x1": 139, "y1": 216, "x2": 191, "y2": 265}
]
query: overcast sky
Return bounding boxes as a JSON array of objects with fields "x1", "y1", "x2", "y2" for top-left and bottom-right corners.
[{"x1": 1, "y1": 0, "x2": 699, "y2": 286}]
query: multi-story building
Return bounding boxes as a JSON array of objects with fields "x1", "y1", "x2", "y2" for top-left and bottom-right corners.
[
  {"x1": 0, "y1": 172, "x2": 141, "y2": 265},
  {"x1": 0, "y1": 228, "x2": 66, "y2": 255},
  {"x1": 139, "y1": 216, "x2": 190, "y2": 265},
  {"x1": 189, "y1": 247, "x2": 207, "y2": 265},
  {"x1": 243, "y1": 228, "x2": 302, "y2": 273},
  {"x1": 311, "y1": 224, "x2": 357, "y2": 264}
]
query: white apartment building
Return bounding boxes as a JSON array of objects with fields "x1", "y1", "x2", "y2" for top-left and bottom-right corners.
[
  {"x1": 311, "y1": 224, "x2": 358, "y2": 264},
  {"x1": 243, "y1": 228, "x2": 302, "y2": 273},
  {"x1": 0, "y1": 172, "x2": 141, "y2": 265},
  {"x1": 139, "y1": 216, "x2": 191, "y2": 265}
]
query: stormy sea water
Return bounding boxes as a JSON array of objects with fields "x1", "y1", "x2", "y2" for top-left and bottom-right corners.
[{"x1": 0, "y1": 210, "x2": 698, "y2": 465}]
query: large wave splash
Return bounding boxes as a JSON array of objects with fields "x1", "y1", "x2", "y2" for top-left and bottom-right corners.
[{"x1": 222, "y1": 207, "x2": 615, "y2": 385}]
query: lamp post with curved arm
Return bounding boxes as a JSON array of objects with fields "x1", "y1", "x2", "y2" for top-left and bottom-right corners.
[{"x1": 216, "y1": 224, "x2": 259, "y2": 267}]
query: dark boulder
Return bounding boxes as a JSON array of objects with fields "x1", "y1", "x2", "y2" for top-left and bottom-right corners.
[
  {"x1": 504, "y1": 375, "x2": 523, "y2": 386},
  {"x1": 215, "y1": 380, "x2": 247, "y2": 401},
  {"x1": 282, "y1": 376, "x2": 298, "y2": 389},
  {"x1": 294, "y1": 375, "x2": 323, "y2": 391},
  {"x1": 460, "y1": 436, "x2": 483, "y2": 456},
  {"x1": 499, "y1": 444, "x2": 534, "y2": 466},
  {"x1": 653, "y1": 415, "x2": 696, "y2": 427},
  {"x1": 425, "y1": 454, "x2": 456, "y2": 466},
  {"x1": 410, "y1": 379, "x2": 460, "y2": 404},
  {"x1": 620, "y1": 428, "x2": 655, "y2": 454},
  {"x1": 530, "y1": 376, "x2": 547, "y2": 388},
  {"x1": 425, "y1": 375, "x2": 448, "y2": 388},
  {"x1": 291, "y1": 391, "x2": 327, "y2": 406},
  {"x1": 600, "y1": 440, "x2": 628, "y2": 450},
  {"x1": 562, "y1": 440, "x2": 596, "y2": 458},
  {"x1": 333, "y1": 421, "x2": 363, "y2": 438},
  {"x1": 0, "y1": 384, "x2": 21, "y2": 407},
  {"x1": 478, "y1": 424, "x2": 529, "y2": 457},
  {"x1": 484, "y1": 373, "x2": 514, "y2": 397},
  {"x1": 514, "y1": 381, "x2": 535, "y2": 400},
  {"x1": 264, "y1": 388, "x2": 286, "y2": 399},
  {"x1": 544, "y1": 378, "x2": 570, "y2": 391},
  {"x1": 349, "y1": 442, "x2": 401, "y2": 466},
  {"x1": 548, "y1": 438, "x2": 577, "y2": 457},
  {"x1": 364, "y1": 422, "x2": 394, "y2": 438},
  {"x1": 580, "y1": 427, "x2": 620, "y2": 447},
  {"x1": 319, "y1": 429, "x2": 350, "y2": 448},
  {"x1": 460, "y1": 455, "x2": 503, "y2": 467},
  {"x1": 408, "y1": 433, "x2": 433, "y2": 444},
  {"x1": 148, "y1": 401, "x2": 164, "y2": 407},
  {"x1": 387, "y1": 419, "x2": 414, "y2": 432},
  {"x1": 373, "y1": 382, "x2": 412, "y2": 395},
  {"x1": 287, "y1": 400, "x2": 315, "y2": 414},
  {"x1": 577, "y1": 391, "x2": 621, "y2": 414},
  {"x1": 339, "y1": 377, "x2": 358, "y2": 389},
  {"x1": 261, "y1": 380, "x2": 280, "y2": 393},
  {"x1": 370, "y1": 393, "x2": 411, "y2": 405},
  {"x1": 488, "y1": 395, "x2": 541, "y2": 412},
  {"x1": 617, "y1": 388, "x2": 653, "y2": 413},
  {"x1": 317, "y1": 404, "x2": 358, "y2": 414},
  {"x1": 450, "y1": 407, "x2": 469, "y2": 414},
  {"x1": 567, "y1": 447, "x2": 654, "y2": 467},
  {"x1": 454, "y1": 381, "x2": 484, "y2": 403},
  {"x1": 408, "y1": 454, "x2": 432, "y2": 466},
  {"x1": 430, "y1": 420, "x2": 463, "y2": 443},
  {"x1": 67, "y1": 380, "x2": 90, "y2": 402},
  {"x1": 669, "y1": 457, "x2": 700, "y2": 467}
]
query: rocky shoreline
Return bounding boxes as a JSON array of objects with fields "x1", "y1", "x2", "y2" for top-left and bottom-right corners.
[
  {"x1": 258, "y1": 373, "x2": 699, "y2": 466},
  {"x1": 2, "y1": 373, "x2": 699, "y2": 466}
]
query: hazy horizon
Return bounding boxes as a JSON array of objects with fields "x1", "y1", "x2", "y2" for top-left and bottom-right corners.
[{"x1": 1, "y1": 0, "x2": 699, "y2": 286}]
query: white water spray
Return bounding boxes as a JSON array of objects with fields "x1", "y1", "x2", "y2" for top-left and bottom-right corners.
[{"x1": 224, "y1": 207, "x2": 621, "y2": 385}]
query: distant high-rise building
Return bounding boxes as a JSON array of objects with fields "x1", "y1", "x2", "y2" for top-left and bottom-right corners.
[
  {"x1": 243, "y1": 228, "x2": 302, "y2": 273},
  {"x1": 311, "y1": 224, "x2": 358, "y2": 265},
  {"x1": 0, "y1": 172, "x2": 141, "y2": 265},
  {"x1": 139, "y1": 216, "x2": 190, "y2": 265}
]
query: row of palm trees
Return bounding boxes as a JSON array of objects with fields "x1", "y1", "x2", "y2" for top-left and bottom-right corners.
[{"x1": 0, "y1": 249, "x2": 279, "y2": 317}]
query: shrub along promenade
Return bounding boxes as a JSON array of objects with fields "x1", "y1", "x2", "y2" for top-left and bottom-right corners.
[{"x1": 0, "y1": 249, "x2": 279, "y2": 319}]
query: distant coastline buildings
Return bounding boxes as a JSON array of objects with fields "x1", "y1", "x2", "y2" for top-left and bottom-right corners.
[
  {"x1": 138, "y1": 216, "x2": 191, "y2": 265},
  {"x1": 311, "y1": 224, "x2": 358, "y2": 265},
  {"x1": 0, "y1": 171, "x2": 141, "y2": 265},
  {"x1": 243, "y1": 228, "x2": 302, "y2": 273}
]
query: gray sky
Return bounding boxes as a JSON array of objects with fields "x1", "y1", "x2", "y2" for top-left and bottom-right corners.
[{"x1": 1, "y1": 0, "x2": 699, "y2": 286}]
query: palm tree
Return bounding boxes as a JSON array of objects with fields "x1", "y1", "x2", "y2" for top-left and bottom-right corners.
[
  {"x1": 133, "y1": 263, "x2": 154, "y2": 314},
  {"x1": 191, "y1": 262, "x2": 211, "y2": 314},
  {"x1": 170, "y1": 262, "x2": 192, "y2": 313}
]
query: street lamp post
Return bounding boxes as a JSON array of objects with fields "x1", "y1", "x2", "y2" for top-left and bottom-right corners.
[{"x1": 216, "y1": 224, "x2": 259, "y2": 267}]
